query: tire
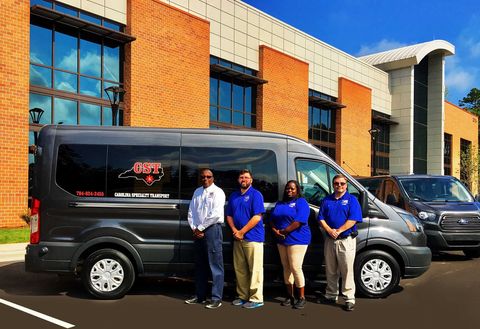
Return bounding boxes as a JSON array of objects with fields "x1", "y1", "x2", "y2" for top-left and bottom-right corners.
[
  {"x1": 81, "y1": 248, "x2": 135, "y2": 299},
  {"x1": 354, "y1": 250, "x2": 401, "y2": 298},
  {"x1": 463, "y1": 248, "x2": 480, "y2": 258}
]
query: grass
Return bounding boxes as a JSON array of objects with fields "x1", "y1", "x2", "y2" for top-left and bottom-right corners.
[{"x1": 0, "y1": 227, "x2": 30, "y2": 244}]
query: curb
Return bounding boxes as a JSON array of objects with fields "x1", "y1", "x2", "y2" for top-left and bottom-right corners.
[{"x1": 0, "y1": 242, "x2": 28, "y2": 263}]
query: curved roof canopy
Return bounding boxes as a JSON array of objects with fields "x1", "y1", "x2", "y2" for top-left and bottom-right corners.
[{"x1": 358, "y1": 40, "x2": 455, "y2": 71}]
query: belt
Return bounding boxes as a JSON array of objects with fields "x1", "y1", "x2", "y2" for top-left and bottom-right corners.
[{"x1": 336, "y1": 231, "x2": 358, "y2": 240}]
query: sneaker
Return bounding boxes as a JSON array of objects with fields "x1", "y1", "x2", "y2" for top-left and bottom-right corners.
[
  {"x1": 343, "y1": 302, "x2": 355, "y2": 312},
  {"x1": 205, "y1": 300, "x2": 222, "y2": 309},
  {"x1": 185, "y1": 296, "x2": 206, "y2": 305},
  {"x1": 242, "y1": 301, "x2": 264, "y2": 309},
  {"x1": 232, "y1": 298, "x2": 247, "y2": 306},
  {"x1": 316, "y1": 296, "x2": 337, "y2": 305},
  {"x1": 280, "y1": 297, "x2": 294, "y2": 306},
  {"x1": 293, "y1": 297, "x2": 306, "y2": 309}
]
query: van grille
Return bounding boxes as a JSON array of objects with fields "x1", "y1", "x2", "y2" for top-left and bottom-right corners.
[{"x1": 440, "y1": 215, "x2": 480, "y2": 231}]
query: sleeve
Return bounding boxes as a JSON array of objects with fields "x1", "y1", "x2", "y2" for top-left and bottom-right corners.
[
  {"x1": 317, "y1": 198, "x2": 327, "y2": 221},
  {"x1": 198, "y1": 188, "x2": 226, "y2": 231},
  {"x1": 226, "y1": 194, "x2": 234, "y2": 217},
  {"x1": 252, "y1": 190, "x2": 265, "y2": 215},
  {"x1": 348, "y1": 196, "x2": 363, "y2": 222},
  {"x1": 187, "y1": 192, "x2": 196, "y2": 231},
  {"x1": 295, "y1": 198, "x2": 310, "y2": 224}
]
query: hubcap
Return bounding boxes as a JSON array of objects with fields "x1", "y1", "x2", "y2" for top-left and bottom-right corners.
[
  {"x1": 360, "y1": 259, "x2": 392, "y2": 291},
  {"x1": 90, "y1": 258, "x2": 124, "y2": 292}
]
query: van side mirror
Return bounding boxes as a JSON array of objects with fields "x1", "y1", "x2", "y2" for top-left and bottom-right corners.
[{"x1": 360, "y1": 190, "x2": 369, "y2": 217}]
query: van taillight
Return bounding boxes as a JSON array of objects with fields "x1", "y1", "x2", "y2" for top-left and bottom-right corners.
[{"x1": 30, "y1": 198, "x2": 40, "y2": 244}]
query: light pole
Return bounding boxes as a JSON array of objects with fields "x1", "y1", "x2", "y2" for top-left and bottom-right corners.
[
  {"x1": 368, "y1": 128, "x2": 381, "y2": 176},
  {"x1": 29, "y1": 107, "x2": 44, "y2": 145},
  {"x1": 104, "y1": 86, "x2": 125, "y2": 126}
]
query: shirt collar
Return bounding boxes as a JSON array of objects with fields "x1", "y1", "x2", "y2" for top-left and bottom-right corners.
[{"x1": 203, "y1": 183, "x2": 216, "y2": 193}]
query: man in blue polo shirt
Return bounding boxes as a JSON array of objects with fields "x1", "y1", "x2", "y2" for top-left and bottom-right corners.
[
  {"x1": 318, "y1": 173, "x2": 362, "y2": 311},
  {"x1": 226, "y1": 169, "x2": 265, "y2": 309}
]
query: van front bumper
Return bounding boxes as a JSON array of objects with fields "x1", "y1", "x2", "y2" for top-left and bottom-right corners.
[
  {"x1": 425, "y1": 230, "x2": 480, "y2": 251},
  {"x1": 25, "y1": 243, "x2": 79, "y2": 273},
  {"x1": 402, "y1": 246, "x2": 432, "y2": 278}
]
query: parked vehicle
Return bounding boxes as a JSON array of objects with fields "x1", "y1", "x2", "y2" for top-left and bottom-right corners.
[
  {"x1": 357, "y1": 175, "x2": 480, "y2": 258},
  {"x1": 26, "y1": 125, "x2": 431, "y2": 299}
]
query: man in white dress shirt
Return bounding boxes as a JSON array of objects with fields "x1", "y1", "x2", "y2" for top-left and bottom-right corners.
[{"x1": 185, "y1": 168, "x2": 226, "y2": 309}]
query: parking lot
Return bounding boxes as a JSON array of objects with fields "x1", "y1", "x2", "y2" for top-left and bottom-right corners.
[{"x1": 0, "y1": 252, "x2": 479, "y2": 329}]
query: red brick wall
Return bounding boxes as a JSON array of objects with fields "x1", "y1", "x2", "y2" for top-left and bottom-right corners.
[
  {"x1": 338, "y1": 78, "x2": 372, "y2": 177},
  {"x1": 124, "y1": 0, "x2": 210, "y2": 128},
  {"x1": 0, "y1": 0, "x2": 30, "y2": 227},
  {"x1": 258, "y1": 46, "x2": 309, "y2": 140}
]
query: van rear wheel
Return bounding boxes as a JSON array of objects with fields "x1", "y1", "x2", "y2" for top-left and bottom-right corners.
[
  {"x1": 82, "y1": 248, "x2": 135, "y2": 299},
  {"x1": 354, "y1": 250, "x2": 400, "y2": 298}
]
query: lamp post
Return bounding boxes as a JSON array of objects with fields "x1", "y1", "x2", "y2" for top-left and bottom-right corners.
[
  {"x1": 104, "y1": 86, "x2": 125, "y2": 126},
  {"x1": 29, "y1": 107, "x2": 44, "y2": 145},
  {"x1": 368, "y1": 128, "x2": 381, "y2": 176}
]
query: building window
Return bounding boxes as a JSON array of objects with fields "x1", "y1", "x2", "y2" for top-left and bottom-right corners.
[
  {"x1": 371, "y1": 111, "x2": 391, "y2": 176},
  {"x1": 209, "y1": 56, "x2": 257, "y2": 129},
  {"x1": 308, "y1": 90, "x2": 337, "y2": 160},
  {"x1": 413, "y1": 57, "x2": 428, "y2": 174},
  {"x1": 29, "y1": 0, "x2": 124, "y2": 127},
  {"x1": 444, "y1": 133, "x2": 452, "y2": 175},
  {"x1": 460, "y1": 138, "x2": 472, "y2": 189}
]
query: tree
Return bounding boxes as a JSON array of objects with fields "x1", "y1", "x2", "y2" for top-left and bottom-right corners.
[
  {"x1": 459, "y1": 146, "x2": 479, "y2": 195},
  {"x1": 459, "y1": 88, "x2": 480, "y2": 116}
]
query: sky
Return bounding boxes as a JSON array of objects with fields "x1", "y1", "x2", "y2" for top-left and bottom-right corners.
[{"x1": 242, "y1": 0, "x2": 480, "y2": 106}]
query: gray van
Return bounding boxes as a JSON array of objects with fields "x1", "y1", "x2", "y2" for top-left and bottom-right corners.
[
  {"x1": 357, "y1": 175, "x2": 480, "y2": 257},
  {"x1": 26, "y1": 125, "x2": 431, "y2": 299}
]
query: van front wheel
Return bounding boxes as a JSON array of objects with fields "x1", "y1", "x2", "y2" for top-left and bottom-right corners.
[
  {"x1": 82, "y1": 248, "x2": 135, "y2": 299},
  {"x1": 354, "y1": 250, "x2": 400, "y2": 298}
]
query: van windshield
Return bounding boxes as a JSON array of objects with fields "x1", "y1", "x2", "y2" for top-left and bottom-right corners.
[{"x1": 398, "y1": 177, "x2": 474, "y2": 202}]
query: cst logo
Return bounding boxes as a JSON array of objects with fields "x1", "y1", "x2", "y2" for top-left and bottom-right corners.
[{"x1": 118, "y1": 162, "x2": 164, "y2": 186}]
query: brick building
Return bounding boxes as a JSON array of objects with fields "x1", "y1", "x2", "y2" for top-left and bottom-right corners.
[{"x1": 0, "y1": 0, "x2": 477, "y2": 227}]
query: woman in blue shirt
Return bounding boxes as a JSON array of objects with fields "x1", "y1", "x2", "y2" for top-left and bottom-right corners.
[{"x1": 270, "y1": 180, "x2": 311, "y2": 309}]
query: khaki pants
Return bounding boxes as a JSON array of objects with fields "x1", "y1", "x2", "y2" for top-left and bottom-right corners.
[
  {"x1": 324, "y1": 236, "x2": 356, "y2": 304},
  {"x1": 233, "y1": 240, "x2": 264, "y2": 302},
  {"x1": 277, "y1": 244, "x2": 308, "y2": 287}
]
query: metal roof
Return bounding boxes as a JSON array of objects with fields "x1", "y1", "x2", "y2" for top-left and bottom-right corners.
[{"x1": 358, "y1": 40, "x2": 455, "y2": 71}]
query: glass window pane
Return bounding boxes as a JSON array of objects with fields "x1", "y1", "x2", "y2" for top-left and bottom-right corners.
[
  {"x1": 79, "y1": 12, "x2": 101, "y2": 25},
  {"x1": 30, "y1": 0, "x2": 53, "y2": 8},
  {"x1": 55, "y1": 4, "x2": 77, "y2": 16},
  {"x1": 54, "y1": 70, "x2": 77, "y2": 93},
  {"x1": 102, "y1": 107, "x2": 120, "y2": 126},
  {"x1": 312, "y1": 108, "x2": 320, "y2": 127},
  {"x1": 233, "y1": 111, "x2": 243, "y2": 126},
  {"x1": 232, "y1": 64, "x2": 245, "y2": 73},
  {"x1": 209, "y1": 106, "x2": 217, "y2": 122},
  {"x1": 295, "y1": 160, "x2": 330, "y2": 206},
  {"x1": 103, "y1": 20, "x2": 122, "y2": 31},
  {"x1": 245, "y1": 114, "x2": 252, "y2": 128},
  {"x1": 233, "y1": 83, "x2": 243, "y2": 111},
  {"x1": 54, "y1": 98, "x2": 77, "y2": 124},
  {"x1": 80, "y1": 38, "x2": 101, "y2": 77},
  {"x1": 79, "y1": 103, "x2": 101, "y2": 125},
  {"x1": 102, "y1": 81, "x2": 119, "y2": 100},
  {"x1": 210, "y1": 78, "x2": 218, "y2": 105},
  {"x1": 30, "y1": 64, "x2": 52, "y2": 88},
  {"x1": 219, "y1": 109, "x2": 231, "y2": 123},
  {"x1": 54, "y1": 30, "x2": 78, "y2": 72},
  {"x1": 219, "y1": 80, "x2": 231, "y2": 108},
  {"x1": 245, "y1": 86, "x2": 252, "y2": 113},
  {"x1": 29, "y1": 93, "x2": 52, "y2": 124},
  {"x1": 80, "y1": 76, "x2": 101, "y2": 98},
  {"x1": 30, "y1": 24, "x2": 52, "y2": 65},
  {"x1": 104, "y1": 44, "x2": 120, "y2": 82},
  {"x1": 219, "y1": 59, "x2": 232, "y2": 68}
]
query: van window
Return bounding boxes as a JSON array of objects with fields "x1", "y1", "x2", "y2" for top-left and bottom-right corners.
[
  {"x1": 106, "y1": 145, "x2": 179, "y2": 199},
  {"x1": 56, "y1": 144, "x2": 180, "y2": 199},
  {"x1": 56, "y1": 144, "x2": 107, "y2": 197},
  {"x1": 181, "y1": 147, "x2": 278, "y2": 202},
  {"x1": 296, "y1": 159, "x2": 360, "y2": 206}
]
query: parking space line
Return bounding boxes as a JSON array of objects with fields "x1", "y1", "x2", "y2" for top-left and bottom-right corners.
[{"x1": 0, "y1": 298, "x2": 75, "y2": 328}]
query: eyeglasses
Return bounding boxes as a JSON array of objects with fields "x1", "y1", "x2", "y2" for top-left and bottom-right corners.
[
  {"x1": 200, "y1": 175, "x2": 213, "y2": 179},
  {"x1": 333, "y1": 182, "x2": 347, "y2": 186}
]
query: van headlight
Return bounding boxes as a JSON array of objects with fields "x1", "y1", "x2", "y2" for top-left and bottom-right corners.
[
  {"x1": 399, "y1": 213, "x2": 423, "y2": 232},
  {"x1": 417, "y1": 211, "x2": 436, "y2": 222}
]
